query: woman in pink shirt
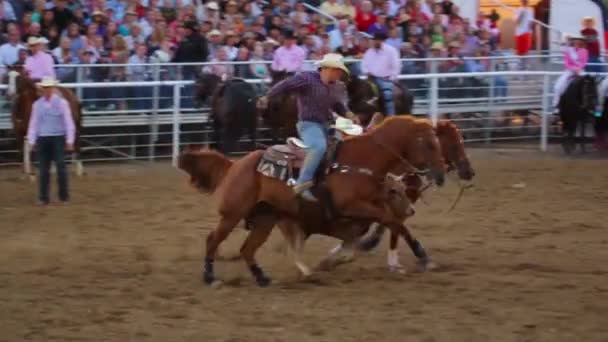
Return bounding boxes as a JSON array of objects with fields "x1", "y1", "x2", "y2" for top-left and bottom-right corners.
[
  {"x1": 24, "y1": 37, "x2": 56, "y2": 81},
  {"x1": 553, "y1": 35, "x2": 589, "y2": 108}
]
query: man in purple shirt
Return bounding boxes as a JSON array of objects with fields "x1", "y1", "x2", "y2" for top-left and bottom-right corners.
[
  {"x1": 257, "y1": 53, "x2": 358, "y2": 202},
  {"x1": 27, "y1": 77, "x2": 75, "y2": 205}
]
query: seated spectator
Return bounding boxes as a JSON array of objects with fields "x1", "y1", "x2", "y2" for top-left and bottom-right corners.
[
  {"x1": 386, "y1": 27, "x2": 403, "y2": 50},
  {"x1": 234, "y1": 47, "x2": 253, "y2": 78},
  {"x1": 368, "y1": 13, "x2": 389, "y2": 36},
  {"x1": 224, "y1": 31, "x2": 239, "y2": 60},
  {"x1": 249, "y1": 42, "x2": 269, "y2": 79},
  {"x1": 342, "y1": 0, "x2": 357, "y2": 21},
  {"x1": 127, "y1": 43, "x2": 153, "y2": 111},
  {"x1": 0, "y1": 26, "x2": 24, "y2": 68},
  {"x1": 53, "y1": 37, "x2": 79, "y2": 82},
  {"x1": 320, "y1": 0, "x2": 344, "y2": 26},
  {"x1": 355, "y1": 1, "x2": 376, "y2": 33},
  {"x1": 203, "y1": 47, "x2": 234, "y2": 78}
]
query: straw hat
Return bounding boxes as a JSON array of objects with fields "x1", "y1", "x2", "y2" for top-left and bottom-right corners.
[
  {"x1": 27, "y1": 36, "x2": 42, "y2": 46},
  {"x1": 37, "y1": 76, "x2": 60, "y2": 88},
  {"x1": 206, "y1": 29, "x2": 222, "y2": 38},
  {"x1": 448, "y1": 41, "x2": 461, "y2": 48},
  {"x1": 92, "y1": 10, "x2": 106, "y2": 18},
  {"x1": 431, "y1": 42, "x2": 444, "y2": 50},
  {"x1": 333, "y1": 117, "x2": 363, "y2": 136},
  {"x1": 582, "y1": 16, "x2": 596, "y2": 25},
  {"x1": 316, "y1": 53, "x2": 349, "y2": 75}
]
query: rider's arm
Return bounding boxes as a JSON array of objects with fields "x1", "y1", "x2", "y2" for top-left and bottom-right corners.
[
  {"x1": 390, "y1": 47, "x2": 401, "y2": 80},
  {"x1": 270, "y1": 48, "x2": 282, "y2": 71},
  {"x1": 360, "y1": 49, "x2": 371, "y2": 75},
  {"x1": 266, "y1": 73, "x2": 307, "y2": 98},
  {"x1": 578, "y1": 48, "x2": 589, "y2": 70},
  {"x1": 60, "y1": 98, "x2": 76, "y2": 145},
  {"x1": 27, "y1": 102, "x2": 40, "y2": 146}
]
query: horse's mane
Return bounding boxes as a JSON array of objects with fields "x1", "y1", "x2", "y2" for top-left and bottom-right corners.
[
  {"x1": 365, "y1": 115, "x2": 430, "y2": 135},
  {"x1": 178, "y1": 148, "x2": 233, "y2": 194}
]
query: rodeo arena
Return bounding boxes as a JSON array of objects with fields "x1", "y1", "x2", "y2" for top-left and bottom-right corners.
[{"x1": 2, "y1": 0, "x2": 608, "y2": 340}]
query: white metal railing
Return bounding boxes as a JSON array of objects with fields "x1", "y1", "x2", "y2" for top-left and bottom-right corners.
[{"x1": 0, "y1": 65, "x2": 587, "y2": 166}]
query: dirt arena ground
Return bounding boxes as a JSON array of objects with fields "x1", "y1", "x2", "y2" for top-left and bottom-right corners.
[{"x1": 1, "y1": 148, "x2": 607, "y2": 342}]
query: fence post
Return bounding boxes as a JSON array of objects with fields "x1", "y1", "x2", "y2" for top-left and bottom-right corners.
[
  {"x1": 429, "y1": 60, "x2": 439, "y2": 126},
  {"x1": 149, "y1": 64, "x2": 160, "y2": 161},
  {"x1": 172, "y1": 83, "x2": 182, "y2": 167},
  {"x1": 486, "y1": 59, "x2": 497, "y2": 145},
  {"x1": 75, "y1": 67, "x2": 83, "y2": 100},
  {"x1": 540, "y1": 73, "x2": 550, "y2": 151}
]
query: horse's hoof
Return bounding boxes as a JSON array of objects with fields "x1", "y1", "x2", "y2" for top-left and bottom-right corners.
[
  {"x1": 210, "y1": 280, "x2": 224, "y2": 289},
  {"x1": 203, "y1": 271, "x2": 215, "y2": 285},
  {"x1": 388, "y1": 264, "x2": 406, "y2": 274},
  {"x1": 416, "y1": 259, "x2": 439, "y2": 272},
  {"x1": 255, "y1": 276, "x2": 272, "y2": 287}
]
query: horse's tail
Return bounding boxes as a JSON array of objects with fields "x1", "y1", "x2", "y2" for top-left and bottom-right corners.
[
  {"x1": 178, "y1": 148, "x2": 233, "y2": 194},
  {"x1": 357, "y1": 223, "x2": 387, "y2": 252}
]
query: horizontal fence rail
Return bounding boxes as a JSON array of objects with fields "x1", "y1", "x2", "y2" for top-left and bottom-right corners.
[{"x1": 2, "y1": 56, "x2": 601, "y2": 167}]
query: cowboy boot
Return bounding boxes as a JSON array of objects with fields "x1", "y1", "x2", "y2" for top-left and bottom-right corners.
[{"x1": 293, "y1": 181, "x2": 317, "y2": 202}]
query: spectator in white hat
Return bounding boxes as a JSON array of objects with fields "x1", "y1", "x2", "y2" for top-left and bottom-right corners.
[{"x1": 24, "y1": 37, "x2": 56, "y2": 81}]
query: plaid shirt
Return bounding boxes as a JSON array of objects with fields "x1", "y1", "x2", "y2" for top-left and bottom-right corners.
[{"x1": 267, "y1": 71, "x2": 347, "y2": 125}]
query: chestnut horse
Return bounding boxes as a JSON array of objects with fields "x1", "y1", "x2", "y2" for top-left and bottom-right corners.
[
  {"x1": 325, "y1": 117, "x2": 475, "y2": 273},
  {"x1": 194, "y1": 73, "x2": 258, "y2": 154},
  {"x1": 178, "y1": 116, "x2": 446, "y2": 286},
  {"x1": 6, "y1": 69, "x2": 84, "y2": 178}
]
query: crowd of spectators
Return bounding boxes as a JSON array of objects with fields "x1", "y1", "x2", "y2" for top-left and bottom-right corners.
[{"x1": 0, "y1": 0, "x2": 506, "y2": 108}]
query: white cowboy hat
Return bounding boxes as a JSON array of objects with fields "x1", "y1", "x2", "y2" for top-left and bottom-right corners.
[
  {"x1": 27, "y1": 36, "x2": 42, "y2": 46},
  {"x1": 333, "y1": 117, "x2": 363, "y2": 136},
  {"x1": 37, "y1": 76, "x2": 60, "y2": 87},
  {"x1": 206, "y1": 1, "x2": 219, "y2": 10},
  {"x1": 316, "y1": 53, "x2": 350, "y2": 75},
  {"x1": 206, "y1": 29, "x2": 222, "y2": 38}
]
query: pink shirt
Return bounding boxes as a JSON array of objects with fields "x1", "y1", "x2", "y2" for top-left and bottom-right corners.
[
  {"x1": 564, "y1": 47, "x2": 589, "y2": 72},
  {"x1": 271, "y1": 45, "x2": 306, "y2": 72},
  {"x1": 24, "y1": 52, "x2": 56, "y2": 80},
  {"x1": 361, "y1": 43, "x2": 401, "y2": 80},
  {"x1": 27, "y1": 94, "x2": 75, "y2": 145}
]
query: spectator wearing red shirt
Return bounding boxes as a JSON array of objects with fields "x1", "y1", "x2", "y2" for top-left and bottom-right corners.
[
  {"x1": 581, "y1": 16, "x2": 602, "y2": 73},
  {"x1": 355, "y1": 0, "x2": 377, "y2": 33}
]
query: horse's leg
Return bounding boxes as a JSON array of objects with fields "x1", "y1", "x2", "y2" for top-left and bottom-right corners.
[
  {"x1": 387, "y1": 232, "x2": 405, "y2": 273},
  {"x1": 203, "y1": 215, "x2": 241, "y2": 285},
  {"x1": 317, "y1": 237, "x2": 357, "y2": 272},
  {"x1": 23, "y1": 139, "x2": 34, "y2": 182},
  {"x1": 73, "y1": 152, "x2": 84, "y2": 177},
  {"x1": 239, "y1": 216, "x2": 275, "y2": 287},
  {"x1": 277, "y1": 220, "x2": 312, "y2": 277},
  {"x1": 388, "y1": 223, "x2": 437, "y2": 271},
  {"x1": 580, "y1": 114, "x2": 587, "y2": 154},
  {"x1": 342, "y1": 201, "x2": 434, "y2": 271}
]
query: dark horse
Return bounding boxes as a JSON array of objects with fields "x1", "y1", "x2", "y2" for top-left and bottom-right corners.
[
  {"x1": 595, "y1": 79, "x2": 608, "y2": 150},
  {"x1": 261, "y1": 70, "x2": 298, "y2": 143},
  {"x1": 347, "y1": 76, "x2": 414, "y2": 126},
  {"x1": 558, "y1": 74, "x2": 598, "y2": 154},
  {"x1": 195, "y1": 73, "x2": 258, "y2": 154},
  {"x1": 6, "y1": 68, "x2": 84, "y2": 177}
]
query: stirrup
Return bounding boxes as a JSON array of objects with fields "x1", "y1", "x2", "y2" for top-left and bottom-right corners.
[
  {"x1": 287, "y1": 137, "x2": 309, "y2": 149},
  {"x1": 293, "y1": 181, "x2": 314, "y2": 194}
]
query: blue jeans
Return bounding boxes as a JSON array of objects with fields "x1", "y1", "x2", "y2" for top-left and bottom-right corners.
[
  {"x1": 37, "y1": 136, "x2": 69, "y2": 203},
  {"x1": 296, "y1": 121, "x2": 327, "y2": 184},
  {"x1": 374, "y1": 78, "x2": 396, "y2": 115}
]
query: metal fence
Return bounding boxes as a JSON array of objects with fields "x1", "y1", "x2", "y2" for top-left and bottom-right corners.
[{"x1": 0, "y1": 54, "x2": 577, "y2": 167}]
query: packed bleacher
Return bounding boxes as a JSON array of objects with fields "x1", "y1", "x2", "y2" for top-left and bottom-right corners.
[{"x1": 0, "y1": 0, "x2": 503, "y2": 78}]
